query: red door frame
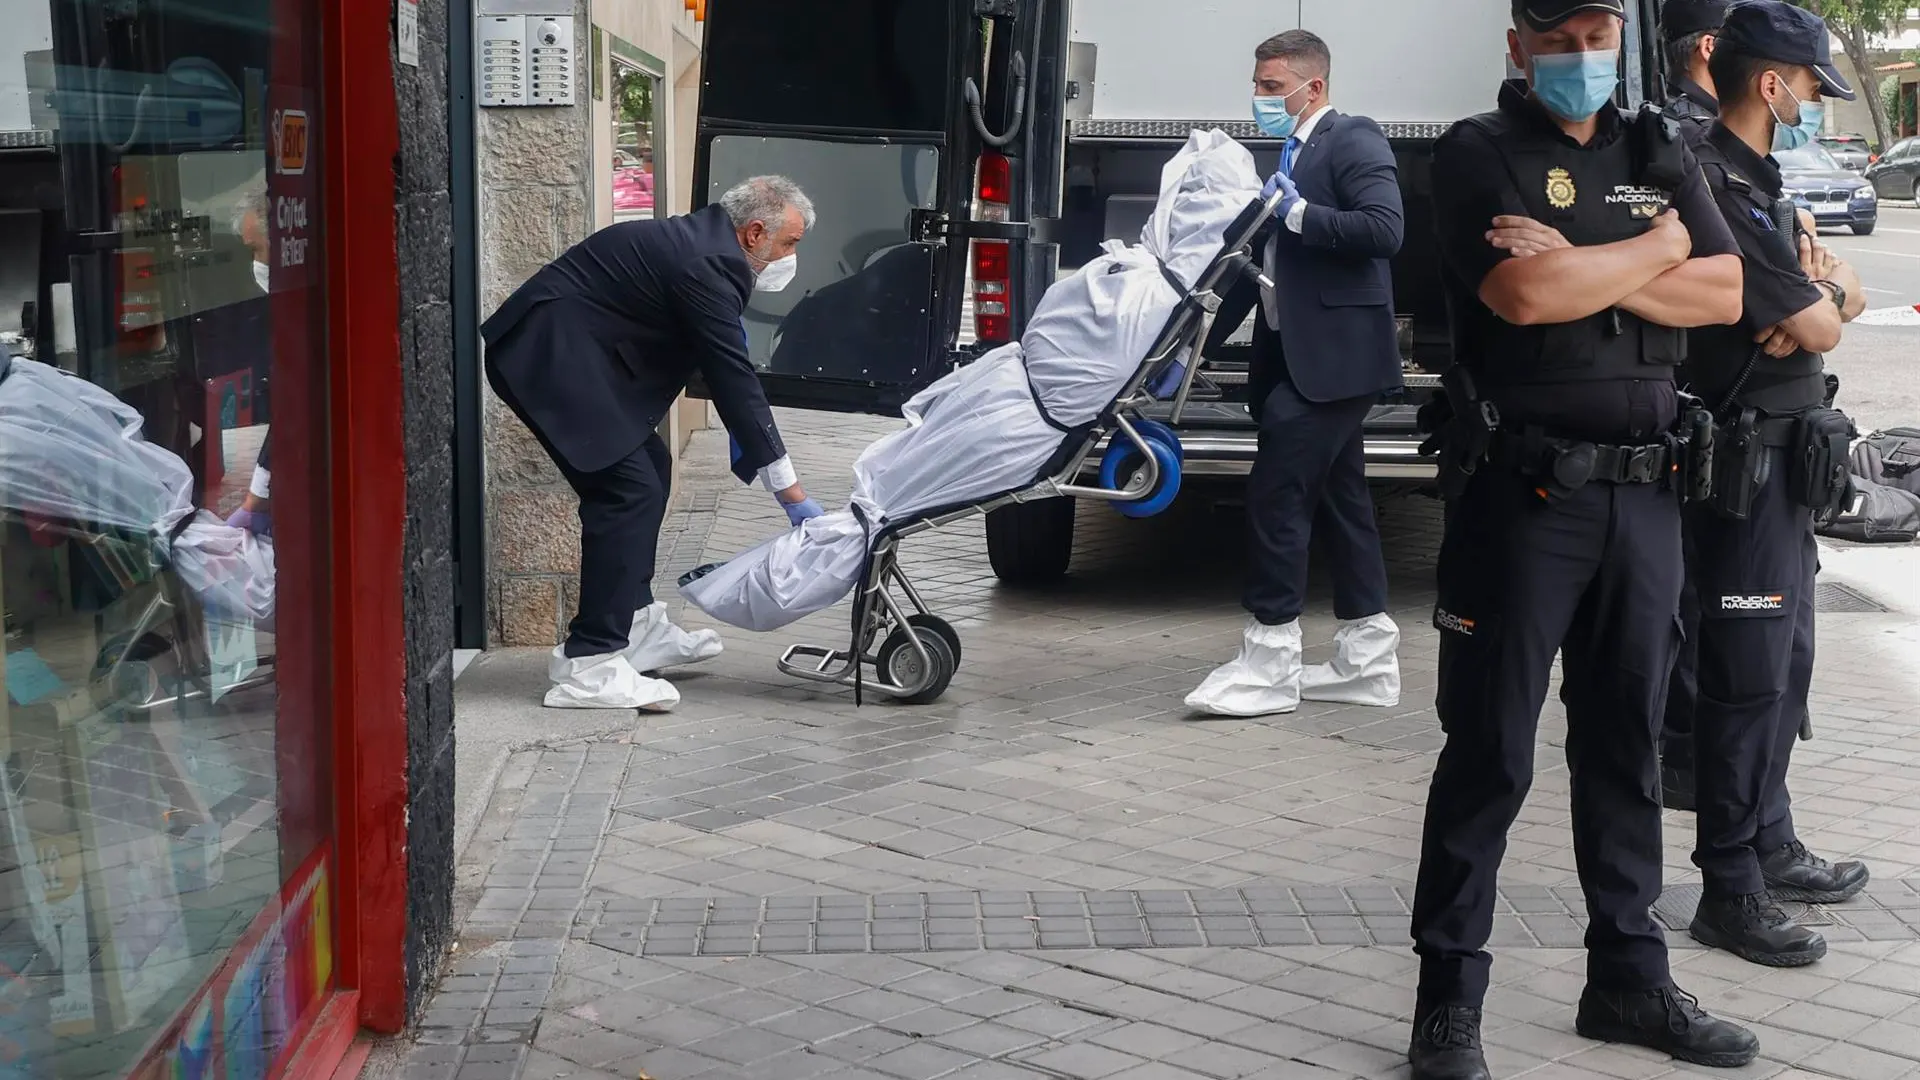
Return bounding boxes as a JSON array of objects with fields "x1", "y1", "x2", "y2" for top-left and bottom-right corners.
[{"x1": 321, "y1": 0, "x2": 410, "y2": 1037}]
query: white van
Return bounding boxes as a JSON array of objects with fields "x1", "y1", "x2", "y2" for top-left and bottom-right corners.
[{"x1": 690, "y1": 0, "x2": 1673, "y2": 580}]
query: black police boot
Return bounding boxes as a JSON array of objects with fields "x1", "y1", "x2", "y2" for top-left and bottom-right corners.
[
  {"x1": 1762, "y1": 840, "x2": 1869, "y2": 904},
  {"x1": 1408, "y1": 1004, "x2": 1490, "y2": 1080},
  {"x1": 1575, "y1": 985, "x2": 1760, "y2": 1068},
  {"x1": 1659, "y1": 737, "x2": 1696, "y2": 812},
  {"x1": 1689, "y1": 891, "x2": 1828, "y2": 967}
]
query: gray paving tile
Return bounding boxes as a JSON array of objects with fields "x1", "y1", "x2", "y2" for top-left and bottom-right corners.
[
  {"x1": 1016, "y1": 1043, "x2": 1146, "y2": 1079},
  {"x1": 410, "y1": 410, "x2": 1920, "y2": 1080}
]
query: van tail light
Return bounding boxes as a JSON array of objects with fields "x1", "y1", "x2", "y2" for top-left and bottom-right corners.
[{"x1": 972, "y1": 151, "x2": 1013, "y2": 344}]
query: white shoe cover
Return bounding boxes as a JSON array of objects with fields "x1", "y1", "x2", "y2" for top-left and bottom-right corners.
[
  {"x1": 544, "y1": 648, "x2": 680, "y2": 711},
  {"x1": 1301, "y1": 613, "x2": 1402, "y2": 707},
  {"x1": 1185, "y1": 619, "x2": 1303, "y2": 717},
  {"x1": 624, "y1": 603, "x2": 724, "y2": 674}
]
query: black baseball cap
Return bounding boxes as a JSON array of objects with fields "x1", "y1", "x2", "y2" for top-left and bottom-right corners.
[
  {"x1": 1718, "y1": 0, "x2": 1857, "y2": 100},
  {"x1": 1661, "y1": 0, "x2": 1731, "y2": 40},
  {"x1": 1512, "y1": 0, "x2": 1627, "y2": 31}
]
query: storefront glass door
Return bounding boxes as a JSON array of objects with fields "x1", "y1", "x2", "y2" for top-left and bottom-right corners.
[{"x1": 0, "y1": 0, "x2": 335, "y2": 1074}]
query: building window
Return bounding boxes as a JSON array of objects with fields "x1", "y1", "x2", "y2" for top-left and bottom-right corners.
[
  {"x1": 0, "y1": 0, "x2": 334, "y2": 1074},
  {"x1": 611, "y1": 59, "x2": 661, "y2": 221}
]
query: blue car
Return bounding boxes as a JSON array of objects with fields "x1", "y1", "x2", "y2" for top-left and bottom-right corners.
[{"x1": 1778, "y1": 141, "x2": 1880, "y2": 235}]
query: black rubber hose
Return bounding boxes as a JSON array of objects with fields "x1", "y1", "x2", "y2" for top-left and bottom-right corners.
[{"x1": 965, "y1": 52, "x2": 1027, "y2": 149}]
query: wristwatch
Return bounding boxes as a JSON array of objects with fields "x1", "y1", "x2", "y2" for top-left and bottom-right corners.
[{"x1": 1814, "y1": 278, "x2": 1847, "y2": 313}]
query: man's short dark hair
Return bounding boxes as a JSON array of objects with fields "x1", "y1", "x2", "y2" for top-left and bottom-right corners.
[
  {"x1": 1708, "y1": 41, "x2": 1798, "y2": 110},
  {"x1": 1665, "y1": 31, "x2": 1708, "y2": 82},
  {"x1": 1255, "y1": 29, "x2": 1331, "y2": 81}
]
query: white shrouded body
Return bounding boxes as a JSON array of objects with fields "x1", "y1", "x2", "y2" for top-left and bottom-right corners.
[
  {"x1": 0, "y1": 356, "x2": 275, "y2": 626},
  {"x1": 681, "y1": 129, "x2": 1262, "y2": 632}
]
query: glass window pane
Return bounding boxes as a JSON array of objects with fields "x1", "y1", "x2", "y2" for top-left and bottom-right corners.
[
  {"x1": 0, "y1": 0, "x2": 334, "y2": 1073},
  {"x1": 611, "y1": 62, "x2": 658, "y2": 221},
  {"x1": 700, "y1": 0, "x2": 953, "y2": 133},
  {"x1": 707, "y1": 136, "x2": 940, "y2": 385}
]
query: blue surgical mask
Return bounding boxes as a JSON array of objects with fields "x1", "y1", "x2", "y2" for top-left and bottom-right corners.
[
  {"x1": 1770, "y1": 83, "x2": 1824, "y2": 152},
  {"x1": 1251, "y1": 82, "x2": 1310, "y2": 139},
  {"x1": 1528, "y1": 48, "x2": 1621, "y2": 122}
]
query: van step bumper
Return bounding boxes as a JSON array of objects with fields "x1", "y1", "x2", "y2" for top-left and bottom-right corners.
[
  {"x1": 1081, "y1": 429, "x2": 1436, "y2": 482},
  {"x1": 1082, "y1": 399, "x2": 1438, "y2": 483}
]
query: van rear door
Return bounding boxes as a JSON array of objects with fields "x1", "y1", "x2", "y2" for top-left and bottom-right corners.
[{"x1": 692, "y1": 0, "x2": 1024, "y2": 416}]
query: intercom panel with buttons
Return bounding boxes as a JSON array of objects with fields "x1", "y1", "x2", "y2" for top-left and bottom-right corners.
[{"x1": 477, "y1": 14, "x2": 575, "y2": 107}]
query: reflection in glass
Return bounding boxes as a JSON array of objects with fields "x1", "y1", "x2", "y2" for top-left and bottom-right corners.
[
  {"x1": 0, "y1": 0, "x2": 331, "y2": 1073},
  {"x1": 611, "y1": 63, "x2": 657, "y2": 222}
]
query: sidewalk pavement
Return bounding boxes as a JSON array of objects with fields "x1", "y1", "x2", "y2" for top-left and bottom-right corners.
[{"x1": 386, "y1": 409, "x2": 1920, "y2": 1080}]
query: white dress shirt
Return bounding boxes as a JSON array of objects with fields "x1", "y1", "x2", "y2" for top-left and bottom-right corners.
[{"x1": 1281, "y1": 104, "x2": 1332, "y2": 235}]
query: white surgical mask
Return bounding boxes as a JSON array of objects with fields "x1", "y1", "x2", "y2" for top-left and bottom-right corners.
[
  {"x1": 252, "y1": 260, "x2": 270, "y2": 293},
  {"x1": 753, "y1": 253, "x2": 797, "y2": 293}
]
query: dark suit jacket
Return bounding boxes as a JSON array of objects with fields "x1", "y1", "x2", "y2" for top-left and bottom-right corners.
[
  {"x1": 481, "y1": 204, "x2": 784, "y2": 480},
  {"x1": 1213, "y1": 109, "x2": 1406, "y2": 409}
]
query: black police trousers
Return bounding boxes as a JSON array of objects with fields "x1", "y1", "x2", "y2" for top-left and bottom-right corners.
[
  {"x1": 1662, "y1": 555, "x2": 1815, "y2": 781},
  {"x1": 1662, "y1": 569, "x2": 1699, "y2": 748},
  {"x1": 556, "y1": 433, "x2": 675, "y2": 659},
  {"x1": 1686, "y1": 449, "x2": 1817, "y2": 897},
  {"x1": 1412, "y1": 468, "x2": 1681, "y2": 1006}
]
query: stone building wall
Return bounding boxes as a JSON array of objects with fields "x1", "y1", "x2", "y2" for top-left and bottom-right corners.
[
  {"x1": 478, "y1": 0, "x2": 595, "y2": 646},
  {"x1": 395, "y1": 0, "x2": 458, "y2": 1014}
]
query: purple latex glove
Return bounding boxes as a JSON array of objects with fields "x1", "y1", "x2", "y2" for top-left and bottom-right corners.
[
  {"x1": 1260, "y1": 168, "x2": 1302, "y2": 220},
  {"x1": 226, "y1": 508, "x2": 272, "y2": 536},
  {"x1": 1147, "y1": 360, "x2": 1187, "y2": 398},
  {"x1": 781, "y1": 496, "x2": 824, "y2": 527}
]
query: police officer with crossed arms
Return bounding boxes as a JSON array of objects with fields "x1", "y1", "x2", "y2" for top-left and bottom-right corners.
[
  {"x1": 1407, "y1": 1, "x2": 1756, "y2": 1076},
  {"x1": 1673, "y1": 0, "x2": 1870, "y2": 970}
]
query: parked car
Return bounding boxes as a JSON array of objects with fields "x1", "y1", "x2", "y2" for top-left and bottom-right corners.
[
  {"x1": 1867, "y1": 136, "x2": 1920, "y2": 201},
  {"x1": 1777, "y1": 141, "x2": 1878, "y2": 235},
  {"x1": 1817, "y1": 132, "x2": 1872, "y2": 172}
]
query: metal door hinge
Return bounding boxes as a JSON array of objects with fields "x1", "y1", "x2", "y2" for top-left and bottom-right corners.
[{"x1": 911, "y1": 209, "x2": 1041, "y2": 245}]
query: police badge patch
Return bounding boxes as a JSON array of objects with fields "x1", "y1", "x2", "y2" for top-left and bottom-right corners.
[{"x1": 1546, "y1": 167, "x2": 1576, "y2": 210}]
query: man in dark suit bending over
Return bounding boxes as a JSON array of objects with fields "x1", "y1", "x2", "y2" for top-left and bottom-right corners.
[
  {"x1": 1189, "y1": 30, "x2": 1408, "y2": 717},
  {"x1": 482, "y1": 176, "x2": 824, "y2": 711}
]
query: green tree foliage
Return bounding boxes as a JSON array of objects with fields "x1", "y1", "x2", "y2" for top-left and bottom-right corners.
[
  {"x1": 1793, "y1": 0, "x2": 1908, "y2": 151},
  {"x1": 614, "y1": 67, "x2": 653, "y2": 136}
]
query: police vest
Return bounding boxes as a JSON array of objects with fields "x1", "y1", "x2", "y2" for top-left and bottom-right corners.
[
  {"x1": 1693, "y1": 154, "x2": 1827, "y2": 412},
  {"x1": 1662, "y1": 93, "x2": 1716, "y2": 137},
  {"x1": 1455, "y1": 105, "x2": 1689, "y2": 389}
]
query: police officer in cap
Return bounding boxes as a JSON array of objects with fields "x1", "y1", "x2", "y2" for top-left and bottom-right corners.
[
  {"x1": 1677, "y1": 0, "x2": 1871, "y2": 970},
  {"x1": 1661, "y1": 0, "x2": 1729, "y2": 134},
  {"x1": 1653, "y1": 0, "x2": 1827, "y2": 818},
  {"x1": 1408, "y1": 1, "x2": 1755, "y2": 1076}
]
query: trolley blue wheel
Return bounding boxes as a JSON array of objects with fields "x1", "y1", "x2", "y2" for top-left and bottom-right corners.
[
  {"x1": 1100, "y1": 431, "x2": 1183, "y2": 519},
  {"x1": 1129, "y1": 419, "x2": 1184, "y2": 463}
]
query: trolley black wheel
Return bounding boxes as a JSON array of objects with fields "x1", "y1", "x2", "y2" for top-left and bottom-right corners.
[
  {"x1": 875, "y1": 623, "x2": 957, "y2": 705},
  {"x1": 903, "y1": 613, "x2": 962, "y2": 668},
  {"x1": 94, "y1": 631, "x2": 174, "y2": 674}
]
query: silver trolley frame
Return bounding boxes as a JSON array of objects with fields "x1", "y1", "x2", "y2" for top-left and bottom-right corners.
[{"x1": 776, "y1": 190, "x2": 1286, "y2": 703}]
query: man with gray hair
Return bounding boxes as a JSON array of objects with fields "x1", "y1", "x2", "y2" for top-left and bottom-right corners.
[{"x1": 482, "y1": 174, "x2": 821, "y2": 711}]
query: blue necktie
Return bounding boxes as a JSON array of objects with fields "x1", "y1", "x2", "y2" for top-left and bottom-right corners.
[{"x1": 1281, "y1": 136, "x2": 1301, "y2": 177}]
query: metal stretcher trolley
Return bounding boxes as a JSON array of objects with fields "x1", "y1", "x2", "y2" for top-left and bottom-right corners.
[{"x1": 771, "y1": 192, "x2": 1285, "y2": 705}]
